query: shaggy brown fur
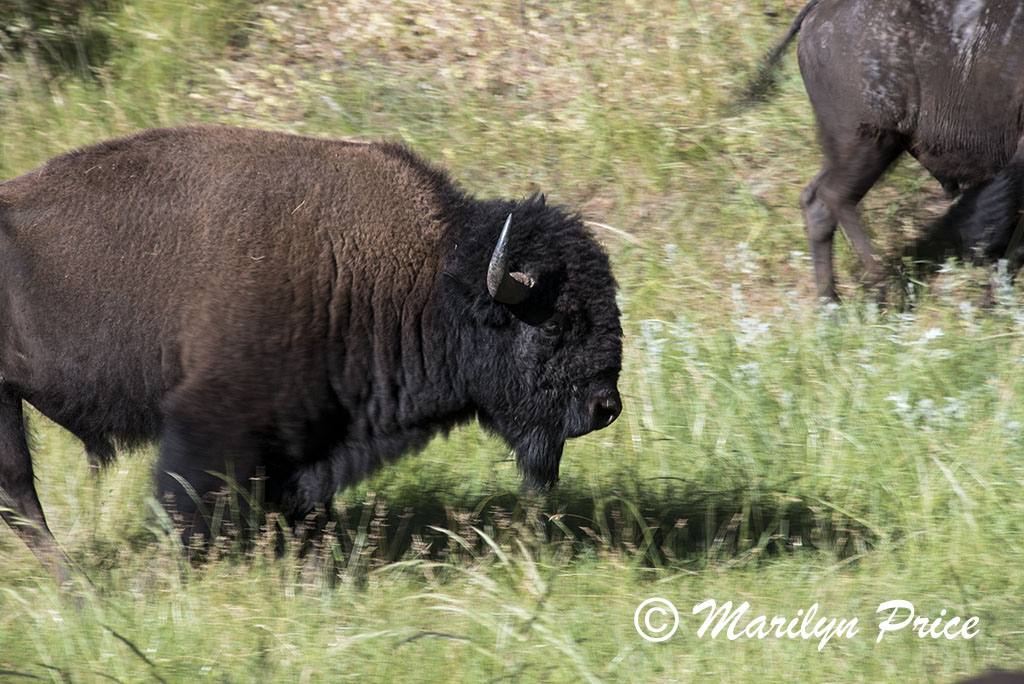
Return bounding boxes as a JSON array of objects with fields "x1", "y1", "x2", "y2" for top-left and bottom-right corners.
[{"x1": 0, "y1": 126, "x2": 622, "y2": 571}]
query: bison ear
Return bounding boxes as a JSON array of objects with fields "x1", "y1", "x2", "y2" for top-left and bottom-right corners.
[{"x1": 487, "y1": 214, "x2": 534, "y2": 305}]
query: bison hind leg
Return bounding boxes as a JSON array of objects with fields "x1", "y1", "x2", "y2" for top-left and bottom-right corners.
[
  {"x1": 801, "y1": 170, "x2": 841, "y2": 300},
  {"x1": 0, "y1": 387, "x2": 76, "y2": 584},
  {"x1": 804, "y1": 130, "x2": 906, "y2": 299}
]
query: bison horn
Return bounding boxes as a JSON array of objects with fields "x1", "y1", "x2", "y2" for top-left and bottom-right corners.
[{"x1": 487, "y1": 213, "x2": 534, "y2": 305}]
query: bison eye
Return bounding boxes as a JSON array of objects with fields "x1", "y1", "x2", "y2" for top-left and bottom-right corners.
[{"x1": 539, "y1": 316, "x2": 563, "y2": 338}]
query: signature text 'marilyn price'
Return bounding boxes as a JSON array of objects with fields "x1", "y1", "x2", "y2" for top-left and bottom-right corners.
[{"x1": 690, "y1": 599, "x2": 979, "y2": 651}]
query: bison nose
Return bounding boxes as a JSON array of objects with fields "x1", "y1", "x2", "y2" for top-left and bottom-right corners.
[{"x1": 588, "y1": 389, "x2": 622, "y2": 431}]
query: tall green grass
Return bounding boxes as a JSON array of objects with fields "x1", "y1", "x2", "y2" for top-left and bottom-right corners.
[{"x1": 2, "y1": 1, "x2": 1023, "y2": 681}]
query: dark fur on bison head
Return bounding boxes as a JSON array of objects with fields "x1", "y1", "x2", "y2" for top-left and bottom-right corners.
[{"x1": 442, "y1": 194, "x2": 622, "y2": 488}]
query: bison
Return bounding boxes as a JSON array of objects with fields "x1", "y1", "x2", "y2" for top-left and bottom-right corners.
[
  {"x1": 0, "y1": 126, "x2": 623, "y2": 575},
  {"x1": 955, "y1": 673, "x2": 1024, "y2": 684},
  {"x1": 755, "y1": 0, "x2": 1024, "y2": 300},
  {"x1": 925, "y1": 148, "x2": 1024, "y2": 268}
]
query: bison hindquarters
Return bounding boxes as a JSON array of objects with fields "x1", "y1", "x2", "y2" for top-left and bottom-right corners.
[{"x1": 766, "y1": 0, "x2": 1024, "y2": 299}]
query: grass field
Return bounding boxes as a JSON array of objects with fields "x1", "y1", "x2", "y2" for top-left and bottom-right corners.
[{"x1": 2, "y1": 1, "x2": 1023, "y2": 682}]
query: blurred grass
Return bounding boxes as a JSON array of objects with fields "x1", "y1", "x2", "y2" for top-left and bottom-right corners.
[{"x1": 2, "y1": 0, "x2": 1023, "y2": 682}]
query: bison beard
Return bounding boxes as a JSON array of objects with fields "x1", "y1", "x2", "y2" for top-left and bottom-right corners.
[
  {"x1": 0, "y1": 125, "x2": 623, "y2": 574},
  {"x1": 512, "y1": 426, "x2": 565, "y2": 492},
  {"x1": 505, "y1": 387, "x2": 622, "y2": 489}
]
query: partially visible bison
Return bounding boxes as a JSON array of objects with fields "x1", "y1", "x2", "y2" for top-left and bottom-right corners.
[
  {"x1": 931, "y1": 147, "x2": 1024, "y2": 268},
  {"x1": 0, "y1": 126, "x2": 623, "y2": 574},
  {"x1": 955, "y1": 672, "x2": 1024, "y2": 684},
  {"x1": 756, "y1": 0, "x2": 1024, "y2": 299}
]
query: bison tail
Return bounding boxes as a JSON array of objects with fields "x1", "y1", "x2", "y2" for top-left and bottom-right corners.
[{"x1": 733, "y1": 0, "x2": 823, "y2": 111}]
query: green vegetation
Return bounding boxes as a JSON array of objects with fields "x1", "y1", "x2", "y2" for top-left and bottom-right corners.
[{"x1": 2, "y1": 1, "x2": 1022, "y2": 681}]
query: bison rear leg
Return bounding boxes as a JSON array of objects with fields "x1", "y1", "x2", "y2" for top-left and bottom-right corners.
[
  {"x1": 0, "y1": 388, "x2": 74, "y2": 584},
  {"x1": 803, "y1": 131, "x2": 905, "y2": 300},
  {"x1": 801, "y1": 170, "x2": 841, "y2": 300}
]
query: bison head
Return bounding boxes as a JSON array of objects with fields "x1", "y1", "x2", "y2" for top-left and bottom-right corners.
[{"x1": 443, "y1": 195, "x2": 623, "y2": 489}]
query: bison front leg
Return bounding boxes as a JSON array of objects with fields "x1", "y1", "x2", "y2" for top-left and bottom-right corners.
[
  {"x1": 0, "y1": 388, "x2": 75, "y2": 585},
  {"x1": 155, "y1": 397, "x2": 268, "y2": 551}
]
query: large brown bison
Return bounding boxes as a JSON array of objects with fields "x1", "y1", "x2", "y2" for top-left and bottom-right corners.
[
  {"x1": 0, "y1": 126, "x2": 623, "y2": 574},
  {"x1": 757, "y1": 0, "x2": 1024, "y2": 299}
]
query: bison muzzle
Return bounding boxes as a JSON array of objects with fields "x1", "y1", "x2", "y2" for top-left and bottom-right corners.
[{"x1": 0, "y1": 125, "x2": 623, "y2": 574}]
